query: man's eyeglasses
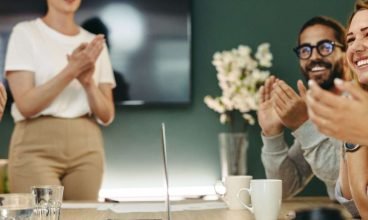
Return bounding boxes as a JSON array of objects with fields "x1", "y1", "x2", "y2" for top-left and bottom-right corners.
[{"x1": 293, "y1": 40, "x2": 344, "y2": 60}]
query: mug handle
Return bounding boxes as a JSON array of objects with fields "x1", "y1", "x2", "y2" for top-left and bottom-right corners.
[
  {"x1": 214, "y1": 180, "x2": 226, "y2": 195},
  {"x1": 214, "y1": 181, "x2": 229, "y2": 204},
  {"x1": 237, "y1": 188, "x2": 253, "y2": 213}
]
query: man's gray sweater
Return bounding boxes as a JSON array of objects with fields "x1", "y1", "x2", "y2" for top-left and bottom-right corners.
[{"x1": 261, "y1": 120, "x2": 340, "y2": 199}]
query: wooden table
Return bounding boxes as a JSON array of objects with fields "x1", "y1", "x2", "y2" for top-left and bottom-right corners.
[{"x1": 60, "y1": 197, "x2": 353, "y2": 220}]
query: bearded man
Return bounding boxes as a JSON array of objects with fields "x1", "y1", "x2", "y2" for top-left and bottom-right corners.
[{"x1": 257, "y1": 16, "x2": 350, "y2": 200}]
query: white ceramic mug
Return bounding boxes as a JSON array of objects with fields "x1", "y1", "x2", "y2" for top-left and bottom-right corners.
[
  {"x1": 215, "y1": 175, "x2": 252, "y2": 210},
  {"x1": 237, "y1": 179, "x2": 282, "y2": 220}
]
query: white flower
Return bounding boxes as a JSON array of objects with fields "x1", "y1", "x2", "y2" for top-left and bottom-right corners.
[
  {"x1": 204, "y1": 43, "x2": 272, "y2": 126},
  {"x1": 255, "y1": 43, "x2": 273, "y2": 68},
  {"x1": 213, "y1": 52, "x2": 222, "y2": 60},
  {"x1": 242, "y1": 113, "x2": 255, "y2": 125},
  {"x1": 204, "y1": 96, "x2": 225, "y2": 113},
  {"x1": 220, "y1": 114, "x2": 229, "y2": 124},
  {"x1": 238, "y1": 45, "x2": 252, "y2": 56},
  {"x1": 220, "y1": 96, "x2": 234, "y2": 111}
]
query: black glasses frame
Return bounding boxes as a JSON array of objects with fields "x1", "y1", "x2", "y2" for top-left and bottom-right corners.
[{"x1": 293, "y1": 40, "x2": 344, "y2": 60}]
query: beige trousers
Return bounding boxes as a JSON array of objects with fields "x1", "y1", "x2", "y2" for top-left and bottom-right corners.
[{"x1": 8, "y1": 116, "x2": 105, "y2": 201}]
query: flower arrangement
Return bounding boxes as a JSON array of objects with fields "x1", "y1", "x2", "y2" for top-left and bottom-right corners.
[{"x1": 204, "y1": 43, "x2": 272, "y2": 126}]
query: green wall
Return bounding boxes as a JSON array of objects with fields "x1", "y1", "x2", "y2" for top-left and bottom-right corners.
[{"x1": 0, "y1": 0, "x2": 355, "y2": 195}]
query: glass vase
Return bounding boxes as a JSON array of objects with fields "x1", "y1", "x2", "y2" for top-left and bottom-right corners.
[{"x1": 218, "y1": 132, "x2": 249, "y2": 181}]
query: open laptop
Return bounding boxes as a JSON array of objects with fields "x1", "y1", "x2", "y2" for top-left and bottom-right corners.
[
  {"x1": 160, "y1": 123, "x2": 171, "y2": 220},
  {"x1": 127, "y1": 123, "x2": 171, "y2": 220},
  {"x1": 132, "y1": 123, "x2": 170, "y2": 220},
  {"x1": 103, "y1": 123, "x2": 171, "y2": 220}
]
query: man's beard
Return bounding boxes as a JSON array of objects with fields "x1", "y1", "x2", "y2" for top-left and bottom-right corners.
[{"x1": 301, "y1": 59, "x2": 344, "y2": 90}]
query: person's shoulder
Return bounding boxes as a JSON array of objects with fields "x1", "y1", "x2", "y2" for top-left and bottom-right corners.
[
  {"x1": 79, "y1": 28, "x2": 96, "y2": 40},
  {"x1": 12, "y1": 19, "x2": 39, "y2": 33}
]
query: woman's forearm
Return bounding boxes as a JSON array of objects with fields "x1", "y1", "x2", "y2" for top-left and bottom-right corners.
[
  {"x1": 346, "y1": 146, "x2": 368, "y2": 217},
  {"x1": 7, "y1": 66, "x2": 76, "y2": 118},
  {"x1": 83, "y1": 83, "x2": 114, "y2": 125},
  {"x1": 340, "y1": 150, "x2": 352, "y2": 199},
  {"x1": 0, "y1": 83, "x2": 7, "y2": 120}
]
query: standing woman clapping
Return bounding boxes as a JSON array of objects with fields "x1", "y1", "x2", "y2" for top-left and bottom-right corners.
[{"x1": 4, "y1": 0, "x2": 115, "y2": 200}]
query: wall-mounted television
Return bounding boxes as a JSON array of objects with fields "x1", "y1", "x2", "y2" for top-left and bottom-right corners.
[{"x1": 0, "y1": 0, "x2": 191, "y2": 106}]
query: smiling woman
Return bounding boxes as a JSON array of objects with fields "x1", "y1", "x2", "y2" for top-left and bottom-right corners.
[
  {"x1": 307, "y1": 2, "x2": 368, "y2": 218},
  {"x1": 4, "y1": 0, "x2": 115, "y2": 200}
]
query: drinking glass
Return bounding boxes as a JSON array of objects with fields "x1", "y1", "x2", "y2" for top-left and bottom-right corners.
[
  {"x1": 0, "y1": 193, "x2": 34, "y2": 220},
  {"x1": 31, "y1": 185, "x2": 63, "y2": 220}
]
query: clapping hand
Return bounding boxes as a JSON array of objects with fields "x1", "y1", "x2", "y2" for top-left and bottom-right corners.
[
  {"x1": 67, "y1": 35, "x2": 105, "y2": 87},
  {"x1": 272, "y1": 80, "x2": 308, "y2": 131},
  {"x1": 257, "y1": 76, "x2": 283, "y2": 136},
  {"x1": 307, "y1": 79, "x2": 368, "y2": 145}
]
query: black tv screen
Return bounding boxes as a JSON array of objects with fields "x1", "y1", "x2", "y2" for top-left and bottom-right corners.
[{"x1": 0, "y1": 0, "x2": 191, "y2": 106}]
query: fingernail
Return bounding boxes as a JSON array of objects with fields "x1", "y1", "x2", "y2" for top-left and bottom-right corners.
[
  {"x1": 308, "y1": 80, "x2": 314, "y2": 87},
  {"x1": 334, "y1": 78, "x2": 343, "y2": 85}
]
